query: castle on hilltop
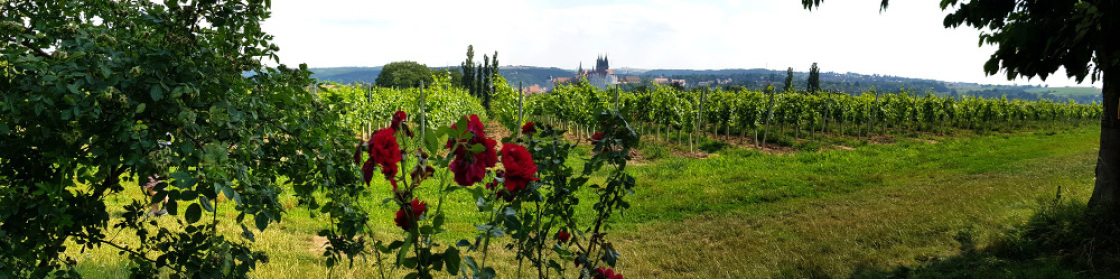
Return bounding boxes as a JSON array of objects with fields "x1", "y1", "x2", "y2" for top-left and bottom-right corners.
[{"x1": 552, "y1": 55, "x2": 618, "y2": 90}]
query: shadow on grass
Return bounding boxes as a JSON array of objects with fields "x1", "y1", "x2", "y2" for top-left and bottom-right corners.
[{"x1": 849, "y1": 197, "x2": 1120, "y2": 279}]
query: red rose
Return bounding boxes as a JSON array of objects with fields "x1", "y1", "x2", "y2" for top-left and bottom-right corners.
[
  {"x1": 594, "y1": 268, "x2": 622, "y2": 279},
  {"x1": 391, "y1": 110, "x2": 414, "y2": 137},
  {"x1": 394, "y1": 199, "x2": 427, "y2": 231},
  {"x1": 368, "y1": 128, "x2": 402, "y2": 187},
  {"x1": 393, "y1": 209, "x2": 408, "y2": 230},
  {"x1": 448, "y1": 115, "x2": 497, "y2": 186},
  {"x1": 354, "y1": 140, "x2": 363, "y2": 165},
  {"x1": 391, "y1": 111, "x2": 407, "y2": 130},
  {"x1": 410, "y1": 199, "x2": 426, "y2": 214},
  {"x1": 500, "y1": 143, "x2": 538, "y2": 193},
  {"x1": 361, "y1": 159, "x2": 376, "y2": 186},
  {"x1": 557, "y1": 230, "x2": 570, "y2": 242},
  {"x1": 591, "y1": 132, "x2": 603, "y2": 141},
  {"x1": 590, "y1": 132, "x2": 611, "y2": 152},
  {"x1": 521, "y1": 122, "x2": 536, "y2": 136}
]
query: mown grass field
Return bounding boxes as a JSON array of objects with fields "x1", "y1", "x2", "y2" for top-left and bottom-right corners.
[
  {"x1": 67, "y1": 124, "x2": 1102, "y2": 278},
  {"x1": 1026, "y1": 86, "x2": 1102, "y2": 97}
]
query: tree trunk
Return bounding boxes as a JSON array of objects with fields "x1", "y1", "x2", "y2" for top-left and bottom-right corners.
[{"x1": 1089, "y1": 68, "x2": 1120, "y2": 210}]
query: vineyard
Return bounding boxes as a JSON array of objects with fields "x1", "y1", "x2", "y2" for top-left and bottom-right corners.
[
  {"x1": 529, "y1": 80, "x2": 1103, "y2": 151},
  {"x1": 319, "y1": 77, "x2": 1102, "y2": 152}
]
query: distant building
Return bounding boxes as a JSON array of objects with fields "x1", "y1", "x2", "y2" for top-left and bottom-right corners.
[
  {"x1": 620, "y1": 75, "x2": 642, "y2": 84},
  {"x1": 652, "y1": 77, "x2": 687, "y2": 87},
  {"x1": 520, "y1": 85, "x2": 543, "y2": 94},
  {"x1": 551, "y1": 55, "x2": 619, "y2": 91}
]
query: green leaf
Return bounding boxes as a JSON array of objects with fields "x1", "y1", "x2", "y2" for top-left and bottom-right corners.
[
  {"x1": 464, "y1": 256, "x2": 479, "y2": 272},
  {"x1": 199, "y1": 195, "x2": 213, "y2": 212},
  {"x1": 424, "y1": 129, "x2": 440, "y2": 154},
  {"x1": 185, "y1": 203, "x2": 201, "y2": 223},
  {"x1": 469, "y1": 143, "x2": 484, "y2": 154},
  {"x1": 0, "y1": 124, "x2": 8, "y2": 135},
  {"x1": 135, "y1": 103, "x2": 146, "y2": 114},
  {"x1": 150, "y1": 86, "x2": 163, "y2": 101},
  {"x1": 454, "y1": 117, "x2": 469, "y2": 135},
  {"x1": 478, "y1": 267, "x2": 496, "y2": 279},
  {"x1": 396, "y1": 235, "x2": 412, "y2": 266},
  {"x1": 165, "y1": 199, "x2": 178, "y2": 215},
  {"x1": 240, "y1": 224, "x2": 256, "y2": 242},
  {"x1": 443, "y1": 247, "x2": 460, "y2": 276},
  {"x1": 254, "y1": 213, "x2": 269, "y2": 231},
  {"x1": 220, "y1": 184, "x2": 235, "y2": 203},
  {"x1": 456, "y1": 239, "x2": 472, "y2": 248},
  {"x1": 432, "y1": 214, "x2": 445, "y2": 229}
]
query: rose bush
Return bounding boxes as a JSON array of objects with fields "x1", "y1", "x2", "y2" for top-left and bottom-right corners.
[
  {"x1": 339, "y1": 108, "x2": 638, "y2": 279},
  {"x1": 499, "y1": 143, "x2": 538, "y2": 194},
  {"x1": 448, "y1": 115, "x2": 498, "y2": 186}
]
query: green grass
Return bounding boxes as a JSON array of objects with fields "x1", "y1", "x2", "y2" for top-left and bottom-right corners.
[
  {"x1": 66, "y1": 124, "x2": 1104, "y2": 278},
  {"x1": 1026, "y1": 86, "x2": 1102, "y2": 97}
]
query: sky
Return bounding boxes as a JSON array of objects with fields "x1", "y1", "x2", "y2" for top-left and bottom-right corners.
[{"x1": 261, "y1": 0, "x2": 1100, "y2": 88}]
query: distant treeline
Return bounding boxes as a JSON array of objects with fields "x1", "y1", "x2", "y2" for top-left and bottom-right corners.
[{"x1": 307, "y1": 67, "x2": 1102, "y2": 104}]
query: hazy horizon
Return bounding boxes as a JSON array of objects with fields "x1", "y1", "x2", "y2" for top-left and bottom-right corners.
[{"x1": 264, "y1": 0, "x2": 1102, "y2": 88}]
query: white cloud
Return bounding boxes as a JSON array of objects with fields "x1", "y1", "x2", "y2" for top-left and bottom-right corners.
[{"x1": 261, "y1": 0, "x2": 1099, "y2": 88}]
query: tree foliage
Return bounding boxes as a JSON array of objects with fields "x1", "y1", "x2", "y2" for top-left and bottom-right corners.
[
  {"x1": 808, "y1": 63, "x2": 821, "y2": 94},
  {"x1": 460, "y1": 45, "x2": 475, "y2": 91},
  {"x1": 784, "y1": 67, "x2": 795, "y2": 92},
  {"x1": 375, "y1": 61, "x2": 434, "y2": 88},
  {"x1": 0, "y1": 0, "x2": 357, "y2": 277},
  {"x1": 459, "y1": 45, "x2": 501, "y2": 111}
]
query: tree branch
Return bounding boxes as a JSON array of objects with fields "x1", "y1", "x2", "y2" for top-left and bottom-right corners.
[
  {"x1": 75, "y1": 234, "x2": 187, "y2": 274},
  {"x1": 4, "y1": 23, "x2": 54, "y2": 58},
  {"x1": 92, "y1": 165, "x2": 127, "y2": 199},
  {"x1": 4, "y1": 37, "x2": 51, "y2": 58}
]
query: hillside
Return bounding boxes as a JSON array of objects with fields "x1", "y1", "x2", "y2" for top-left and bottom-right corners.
[{"x1": 307, "y1": 66, "x2": 1102, "y2": 103}]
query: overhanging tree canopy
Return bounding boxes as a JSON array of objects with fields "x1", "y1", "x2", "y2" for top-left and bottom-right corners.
[{"x1": 1, "y1": 0, "x2": 358, "y2": 277}]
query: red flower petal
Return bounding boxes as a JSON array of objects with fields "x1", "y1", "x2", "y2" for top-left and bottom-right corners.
[
  {"x1": 361, "y1": 159, "x2": 375, "y2": 186},
  {"x1": 521, "y1": 122, "x2": 536, "y2": 135},
  {"x1": 354, "y1": 141, "x2": 363, "y2": 165},
  {"x1": 501, "y1": 143, "x2": 538, "y2": 194},
  {"x1": 391, "y1": 110, "x2": 407, "y2": 131}
]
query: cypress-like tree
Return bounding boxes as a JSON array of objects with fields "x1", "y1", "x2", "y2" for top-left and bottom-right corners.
[
  {"x1": 784, "y1": 67, "x2": 794, "y2": 92},
  {"x1": 482, "y1": 54, "x2": 492, "y2": 110},
  {"x1": 807, "y1": 62, "x2": 821, "y2": 94},
  {"x1": 461, "y1": 45, "x2": 475, "y2": 96},
  {"x1": 491, "y1": 51, "x2": 500, "y2": 77}
]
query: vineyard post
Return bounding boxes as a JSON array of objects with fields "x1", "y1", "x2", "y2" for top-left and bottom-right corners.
[
  {"x1": 677, "y1": 93, "x2": 683, "y2": 143},
  {"x1": 824, "y1": 92, "x2": 831, "y2": 140},
  {"x1": 690, "y1": 98, "x2": 695, "y2": 153},
  {"x1": 763, "y1": 86, "x2": 776, "y2": 149},
  {"x1": 420, "y1": 81, "x2": 426, "y2": 140},
  {"x1": 518, "y1": 82, "x2": 524, "y2": 141},
  {"x1": 873, "y1": 90, "x2": 880, "y2": 136},
  {"x1": 724, "y1": 100, "x2": 730, "y2": 141},
  {"x1": 700, "y1": 89, "x2": 707, "y2": 140},
  {"x1": 368, "y1": 84, "x2": 373, "y2": 140},
  {"x1": 614, "y1": 84, "x2": 620, "y2": 112}
]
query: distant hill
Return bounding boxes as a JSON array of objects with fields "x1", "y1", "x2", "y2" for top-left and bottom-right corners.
[
  {"x1": 498, "y1": 66, "x2": 575, "y2": 88},
  {"x1": 306, "y1": 66, "x2": 1102, "y2": 104},
  {"x1": 642, "y1": 68, "x2": 776, "y2": 76},
  {"x1": 309, "y1": 66, "x2": 574, "y2": 88},
  {"x1": 309, "y1": 67, "x2": 382, "y2": 85}
]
